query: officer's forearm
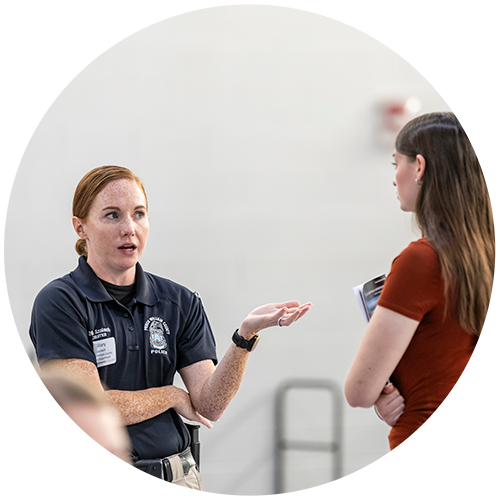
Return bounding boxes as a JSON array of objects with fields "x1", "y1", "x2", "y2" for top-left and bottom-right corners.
[
  {"x1": 107, "y1": 386, "x2": 184, "y2": 426},
  {"x1": 193, "y1": 344, "x2": 250, "y2": 422}
]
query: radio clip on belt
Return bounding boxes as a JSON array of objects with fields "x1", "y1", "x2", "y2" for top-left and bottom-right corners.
[{"x1": 133, "y1": 423, "x2": 201, "y2": 481}]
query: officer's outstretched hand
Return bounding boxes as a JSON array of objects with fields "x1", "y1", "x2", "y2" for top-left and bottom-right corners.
[{"x1": 239, "y1": 301, "x2": 312, "y2": 338}]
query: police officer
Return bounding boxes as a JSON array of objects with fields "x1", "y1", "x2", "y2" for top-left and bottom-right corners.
[{"x1": 30, "y1": 165, "x2": 311, "y2": 490}]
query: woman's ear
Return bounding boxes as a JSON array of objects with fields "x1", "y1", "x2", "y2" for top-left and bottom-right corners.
[
  {"x1": 415, "y1": 154, "x2": 426, "y2": 183},
  {"x1": 72, "y1": 216, "x2": 87, "y2": 239}
]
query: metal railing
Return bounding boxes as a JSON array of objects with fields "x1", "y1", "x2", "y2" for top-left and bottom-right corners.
[{"x1": 274, "y1": 379, "x2": 343, "y2": 493}]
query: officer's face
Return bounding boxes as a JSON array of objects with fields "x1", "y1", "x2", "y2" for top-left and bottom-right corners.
[
  {"x1": 73, "y1": 179, "x2": 150, "y2": 284},
  {"x1": 7, "y1": 403, "x2": 133, "y2": 496}
]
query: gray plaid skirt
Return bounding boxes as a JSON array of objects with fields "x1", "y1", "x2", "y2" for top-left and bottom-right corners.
[{"x1": 391, "y1": 440, "x2": 496, "y2": 496}]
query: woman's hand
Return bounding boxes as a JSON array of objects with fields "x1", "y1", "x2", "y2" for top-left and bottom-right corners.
[
  {"x1": 374, "y1": 383, "x2": 405, "y2": 427},
  {"x1": 238, "y1": 300, "x2": 312, "y2": 339}
]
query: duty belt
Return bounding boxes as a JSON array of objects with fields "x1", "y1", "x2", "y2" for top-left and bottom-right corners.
[{"x1": 133, "y1": 448, "x2": 197, "y2": 481}]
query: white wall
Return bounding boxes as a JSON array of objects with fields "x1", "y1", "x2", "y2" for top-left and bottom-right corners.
[{"x1": 5, "y1": 5, "x2": 451, "y2": 495}]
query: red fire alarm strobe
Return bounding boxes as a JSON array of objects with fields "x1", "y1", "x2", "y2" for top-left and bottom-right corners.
[{"x1": 379, "y1": 97, "x2": 421, "y2": 146}]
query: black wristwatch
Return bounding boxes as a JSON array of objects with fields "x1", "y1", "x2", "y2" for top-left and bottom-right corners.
[{"x1": 232, "y1": 329, "x2": 260, "y2": 352}]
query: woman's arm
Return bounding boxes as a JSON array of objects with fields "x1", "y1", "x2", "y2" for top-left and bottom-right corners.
[
  {"x1": 180, "y1": 301, "x2": 312, "y2": 422},
  {"x1": 41, "y1": 358, "x2": 213, "y2": 428},
  {"x1": 345, "y1": 305, "x2": 419, "y2": 408}
]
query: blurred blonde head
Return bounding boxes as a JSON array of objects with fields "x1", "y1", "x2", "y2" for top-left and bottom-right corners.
[{"x1": 3, "y1": 374, "x2": 133, "y2": 496}]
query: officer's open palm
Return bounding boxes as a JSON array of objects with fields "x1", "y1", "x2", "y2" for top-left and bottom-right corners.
[{"x1": 240, "y1": 300, "x2": 312, "y2": 336}]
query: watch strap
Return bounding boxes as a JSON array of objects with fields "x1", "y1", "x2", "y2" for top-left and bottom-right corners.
[{"x1": 232, "y1": 329, "x2": 259, "y2": 352}]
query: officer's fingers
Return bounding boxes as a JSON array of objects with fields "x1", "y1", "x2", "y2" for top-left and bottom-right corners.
[
  {"x1": 274, "y1": 300, "x2": 301, "y2": 309},
  {"x1": 198, "y1": 414, "x2": 213, "y2": 429},
  {"x1": 201, "y1": 420, "x2": 213, "y2": 429},
  {"x1": 294, "y1": 304, "x2": 312, "y2": 320},
  {"x1": 280, "y1": 305, "x2": 311, "y2": 326},
  {"x1": 282, "y1": 309, "x2": 302, "y2": 323}
]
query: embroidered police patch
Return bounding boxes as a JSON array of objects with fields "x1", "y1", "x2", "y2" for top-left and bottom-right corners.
[{"x1": 145, "y1": 317, "x2": 170, "y2": 351}]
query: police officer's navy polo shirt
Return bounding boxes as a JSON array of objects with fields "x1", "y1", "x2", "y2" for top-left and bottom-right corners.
[{"x1": 30, "y1": 256, "x2": 218, "y2": 460}]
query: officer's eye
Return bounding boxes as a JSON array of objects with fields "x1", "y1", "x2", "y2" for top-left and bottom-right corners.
[
  {"x1": 135, "y1": 211, "x2": 146, "y2": 219},
  {"x1": 106, "y1": 212, "x2": 118, "y2": 220}
]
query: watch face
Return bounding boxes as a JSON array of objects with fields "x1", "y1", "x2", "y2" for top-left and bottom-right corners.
[{"x1": 249, "y1": 335, "x2": 260, "y2": 352}]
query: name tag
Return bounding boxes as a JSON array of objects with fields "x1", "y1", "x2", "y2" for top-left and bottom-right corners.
[{"x1": 93, "y1": 337, "x2": 117, "y2": 368}]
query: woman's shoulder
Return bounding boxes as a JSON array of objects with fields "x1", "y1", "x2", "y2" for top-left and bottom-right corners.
[
  {"x1": 391, "y1": 238, "x2": 441, "y2": 280},
  {"x1": 380, "y1": 238, "x2": 443, "y2": 313},
  {"x1": 397, "y1": 238, "x2": 439, "y2": 263}
]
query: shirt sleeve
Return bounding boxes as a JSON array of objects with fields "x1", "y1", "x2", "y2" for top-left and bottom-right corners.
[
  {"x1": 377, "y1": 240, "x2": 443, "y2": 322},
  {"x1": 29, "y1": 279, "x2": 97, "y2": 365},
  {"x1": 175, "y1": 292, "x2": 218, "y2": 370}
]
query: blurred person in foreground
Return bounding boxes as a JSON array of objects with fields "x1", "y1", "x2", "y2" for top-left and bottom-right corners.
[
  {"x1": 345, "y1": 111, "x2": 494, "y2": 449},
  {"x1": 3, "y1": 374, "x2": 133, "y2": 496},
  {"x1": 30, "y1": 165, "x2": 311, "y2": 489}
]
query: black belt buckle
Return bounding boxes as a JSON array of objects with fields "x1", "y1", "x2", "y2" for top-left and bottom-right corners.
[
  {"x1": 163, "y1": 459, "x2": 174, "y2": 481},
  {"x1": 134, "y1": 459, "x2": 162, "y2": 495}
]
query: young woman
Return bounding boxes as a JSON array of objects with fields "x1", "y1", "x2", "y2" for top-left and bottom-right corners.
[
  {"x1": 30, "y1": 165, "x2": 311, "y2": 489},
  {"x1": 3, "y1": 374, "x2": 133, "y2": 496},
  {"x1": 345, "y1": 111, "x2": 494, "y2": 449}
]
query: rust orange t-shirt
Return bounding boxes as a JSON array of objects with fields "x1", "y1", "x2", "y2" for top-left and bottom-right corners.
[{"x1": 377, "y1": 238, "x2": 477, "y2": 449}]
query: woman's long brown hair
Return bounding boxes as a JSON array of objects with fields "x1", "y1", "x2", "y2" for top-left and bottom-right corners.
[{"x1": 395, "y1": 112, "x2": 495, "y2": 336}]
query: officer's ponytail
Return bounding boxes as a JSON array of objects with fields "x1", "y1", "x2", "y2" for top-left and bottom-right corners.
[{"x1": 75, "y1": 238, "x2": 88, "y2": 258}]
